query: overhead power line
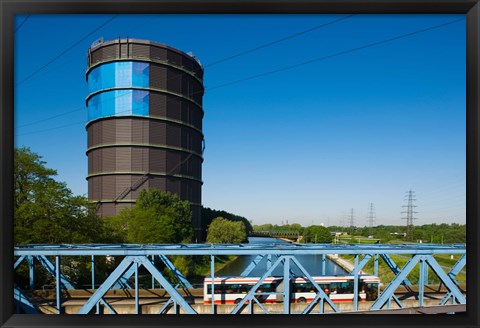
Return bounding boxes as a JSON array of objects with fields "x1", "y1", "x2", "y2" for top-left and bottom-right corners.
[
  {"x1": 18, "y1": 107, "x2": 84, "y2": 128},
  {"x1": 16, "y1": 17, "x2": 463, "y2": 137},
  {"x1": 18, "y1": 15, "x2": 354, "y2": 129},
  {"x1": 16, "y1": 97, "x2": 139, "y2": 137},
  {"x1": 208, "y1": 17, "x2": 465, "y2": 91},
  {"x1": 15, "y1": 15, "x2": 31, "y2": 33},
  {"x1": 204, "y1": 14, "x2": 356, "y2": 67},
  {"x1": 15, "y1": 14, "x2": 118, "y2": 87},
  {"x1": 16, "y1": 120, "x2": 86, "y2": 136},
  {"x1": 17, "y1": 90, "x2": 136, "y2": 128}
]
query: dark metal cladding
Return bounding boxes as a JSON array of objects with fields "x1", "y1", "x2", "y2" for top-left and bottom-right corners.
[{"x1": 86, "y1": 38, "x2": 204, "y2": 241}]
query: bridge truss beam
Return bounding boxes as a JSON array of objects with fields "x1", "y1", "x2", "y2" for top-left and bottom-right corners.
[{"x1": 13, "y1": 243, "x2": 466, "y2": 315}]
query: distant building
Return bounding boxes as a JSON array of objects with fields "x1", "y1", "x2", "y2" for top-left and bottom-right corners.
[
  {"x1": 86, "y1": 38, "x2": 205, "y2": 240},
  {"x1": 390, "y1": 232, "x2": 407, "y2": 237}
]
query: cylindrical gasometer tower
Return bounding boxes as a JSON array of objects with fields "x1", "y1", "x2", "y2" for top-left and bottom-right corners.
[{"x1": 86, "y1": 38, "x2": 204, "y2": 241}]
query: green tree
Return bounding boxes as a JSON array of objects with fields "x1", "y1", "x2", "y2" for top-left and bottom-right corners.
[
  {"x1": 304, "y1": 225, "x2": 333, "y2": 243},
  {"x1": 356, "y1": 227, "x2": 371, "y2": 237},
  {"x1": 253, "y1": 223, "x2": 274, "y2": 232},
  {"x1": 110, "y1": 189, "x2": 194, "y2": 244},
  {"x1": 441, "y1": 225, "x2": 466, "y2": 243},
  {"x1": 201, "y1": 207, "x2": 253, "y2": 235},
  {"x1": 206, "y1": 217, "x2": 247, "y2": 243},
  {"x1": 14, "y1": 147, "x2": 121, "y2": 288},
  {"x1": 14, "y1": 147, "x2": 119, "y2": 245},
  {"x1": 289, "y1": 223, "x2": 303, "y2": 232}
]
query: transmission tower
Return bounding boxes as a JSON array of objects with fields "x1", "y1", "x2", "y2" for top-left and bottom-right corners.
[
  {"x1": 367, "y1": 203, "x2": 376, "y2": 228},
  {"x1": 401, "y1": 189, "x2": 418, "y2": 241}
]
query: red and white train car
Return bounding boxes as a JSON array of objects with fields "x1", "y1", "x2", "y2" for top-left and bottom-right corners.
[
  {"x1": 291, "y1": 275, "x2": 380, "y2": 303},
  {"x1": 204, "y1": 275, "x2": 380, "y2": 305},
  {"x1": 204, "y1": 277, "x2": 282, "y2": 305}
]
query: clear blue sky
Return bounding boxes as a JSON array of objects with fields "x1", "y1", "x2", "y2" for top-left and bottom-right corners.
[{"x1": 14, "y1": 14, "x2": 466, "y2": 227}]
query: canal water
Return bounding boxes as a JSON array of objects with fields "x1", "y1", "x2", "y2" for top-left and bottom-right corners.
[{"x1": 216, "y1": 237, "x2": 347, "y2": 277}]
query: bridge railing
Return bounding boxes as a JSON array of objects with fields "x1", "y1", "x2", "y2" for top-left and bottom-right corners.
[
  {"x1": 251, "y1": 231, "x2": 300, "y2": 238},
  {"x1": 13, "y1": 243, "x2": 466, "y2": 315}
]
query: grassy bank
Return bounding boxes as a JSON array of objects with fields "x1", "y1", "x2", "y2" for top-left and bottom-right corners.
[{"x1": 339, "y1": 253, "x2": 466, "y2": 285}]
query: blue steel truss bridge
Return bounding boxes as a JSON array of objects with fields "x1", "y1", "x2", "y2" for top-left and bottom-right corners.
[
  {"x1": 13, "y1": 243, "x2": 466, "y2": 315},
  {"x1": 250, "y1": 231, "x2": 301, "y2": 239}
]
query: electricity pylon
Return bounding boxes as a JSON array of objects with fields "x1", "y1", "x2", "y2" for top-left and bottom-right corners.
[{"x1": 401, "y1": 189, "x2": 417, "y2": 241}]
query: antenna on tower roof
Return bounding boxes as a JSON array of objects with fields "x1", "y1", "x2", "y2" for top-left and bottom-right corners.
[
  {"x1": 187, "y1": 51, "x2": 203, "y2": 67},
  {"x1": 90, "y1": 37, "x2": 104, "y2": 48}
]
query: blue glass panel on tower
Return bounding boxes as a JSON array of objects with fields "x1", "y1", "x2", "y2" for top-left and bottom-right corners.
[
  {"x1": 132, "y1": 62, "x2": 149, "y2": 86},
  {"x1": 87, "y1": 90, "x2": 150, "y2": 121},
  {"x1": 88, "y1": 91, "x2": 116, "y2": 121},
  {"x1": 115, "y1": 90, "x2": 133, "y2": 116},
  {"x1": 87, "y1": 63, "x2": 116, "y2": 94},
  {"x1": 115, "y1": 62, "x2": 132, "y2": 87},
  {"x1": 87, "y1": 67, "x2": 101, "y2": 94},
  {"x1": 87, "y1": 61, "x2": 150, "y2": 94},
  {"x1": 132, "y1": 90, "x2": 149, "y2": 116},
  {"x1": 87, "y1": 61, "x2": 151, "y2": 121}
]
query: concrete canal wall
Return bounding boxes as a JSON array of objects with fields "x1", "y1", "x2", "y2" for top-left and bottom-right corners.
[
  {"x1": 39, "y1": 298, "x2": 449, "y2": 314},
  {"x1": 32, "y1": 287, "x2": 462, "y2": 314},
  {"x1": 326, "y1": 254, "x2": 355, "y2": 273}
]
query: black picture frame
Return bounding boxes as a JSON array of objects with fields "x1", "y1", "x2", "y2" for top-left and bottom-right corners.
[{"x1": 1, "y1": 1, "x2": 478, "y2": 328}]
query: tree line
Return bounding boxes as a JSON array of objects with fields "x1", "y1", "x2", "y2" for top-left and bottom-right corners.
[
  {"x1": 14, "y1": 147, "x2": 249, "y2": 287},
  {"x1": 253, "y1": 222, "x2": 466, "y2": 244},
  {"x1": 15, "y1": 147, "x2": 249, "y2": 246},
  {"x1": 13, "y1": 146, "x2": 465, "y2": 288},
  {"x1": 253, "y1": 223, "x2": 333, "y2": 243}
]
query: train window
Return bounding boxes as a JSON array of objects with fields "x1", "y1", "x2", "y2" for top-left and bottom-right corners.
[
  {"x1": 214, "y1": 284, "x2": 223, "y2": 294},
  {"x1": 334, "y1": 282, "x2": 353, "y2": 294},
  {"x1": 206, "y1": 284, "x2": 224, "y2": 294},
  {"x1": 293, "y1": 282, "x2": 315, "y2": 293},
  {"x1": 260, "y1": 283, "x2": 276, "y2": 292},
  {"x1": 329, "y1": 282, "x2": 338, "y2": 292},
  {"x1": 239, "y1": 284, "x2": 251, "y2": 294},
  {"x1": 224, "y1": 285, "x2": 234, "y2": 294},
  {"x1": 229, "y1": 284, "x2": 241, "y2": 293},
  {"x1": 318, "y1": 283, "x2": 328, "y2": 293},
  {"x1": 363, "y1": 282, "x2": 379, "y2": 301}
]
